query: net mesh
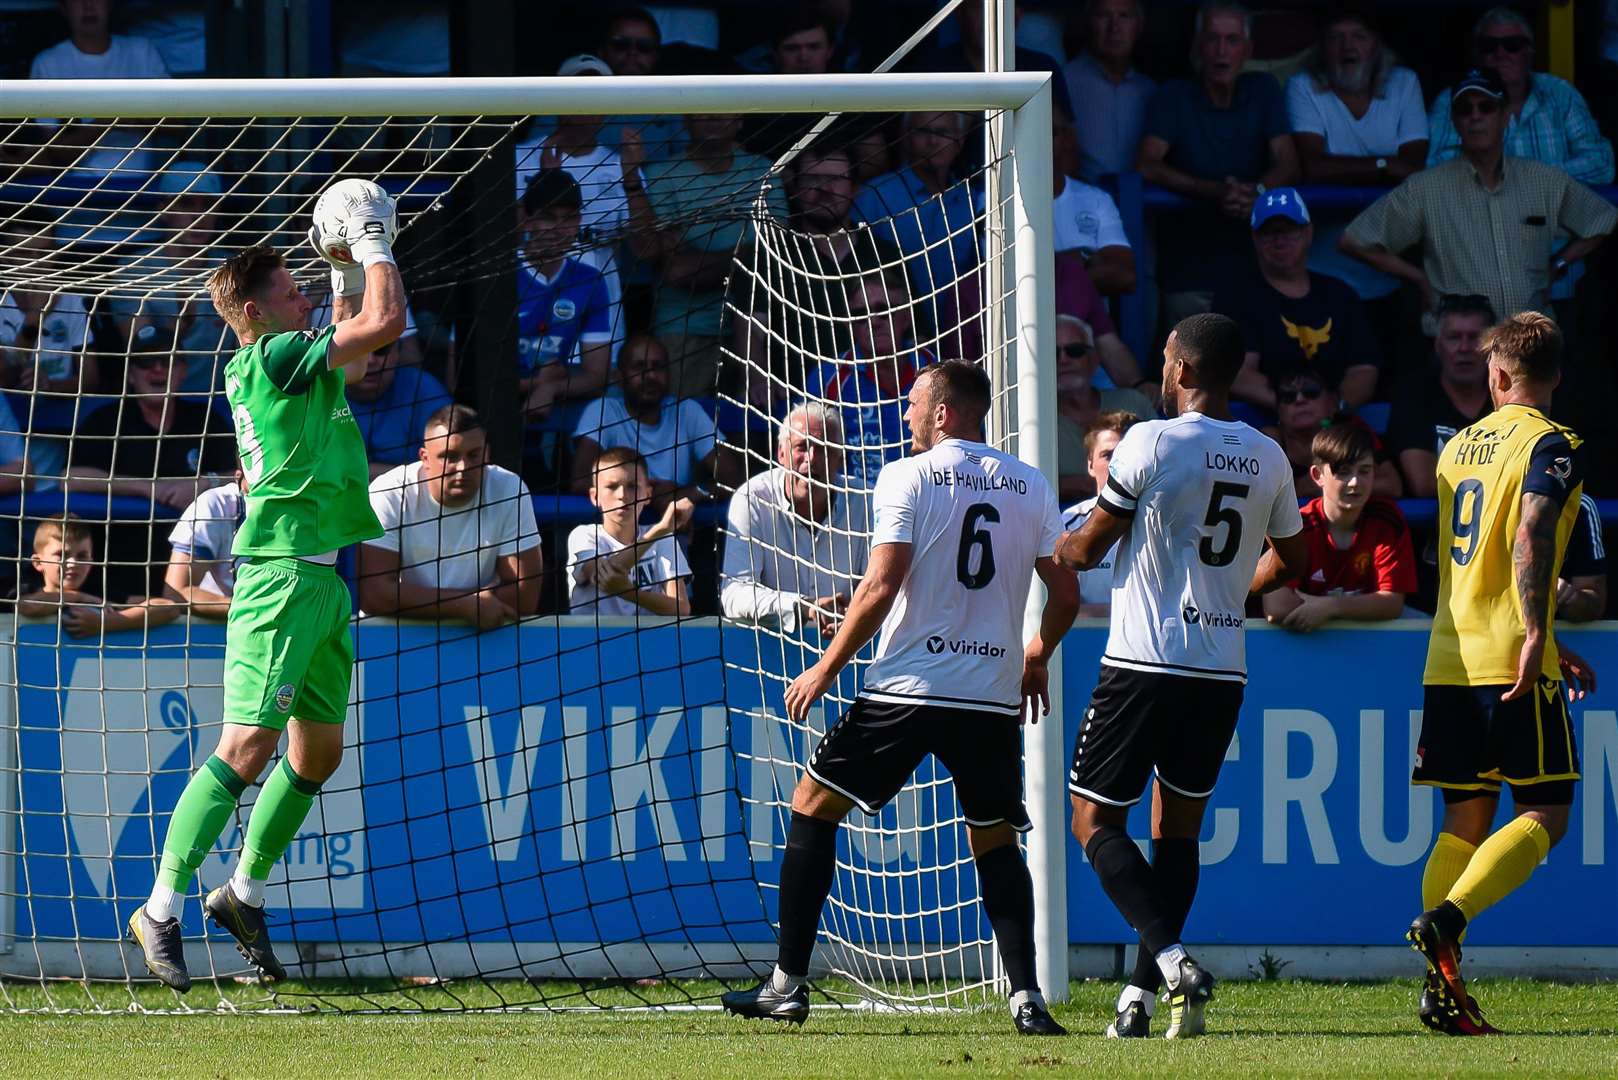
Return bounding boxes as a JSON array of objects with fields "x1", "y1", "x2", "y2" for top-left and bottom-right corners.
[{"x1": 0, "y1": 94, "x2": 1027, "y2": 1014}]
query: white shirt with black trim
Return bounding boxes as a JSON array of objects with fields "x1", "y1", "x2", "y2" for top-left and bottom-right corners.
[
  {"x1": 861, "y1": 438, "x2": 1064, "y2": 715},
  {"x1": 1062, "y1": 496, "x2": 1117, "y2": 607},
  {"x1": 1097, "y1": 413, "x2": 1302, "y2": 682}
]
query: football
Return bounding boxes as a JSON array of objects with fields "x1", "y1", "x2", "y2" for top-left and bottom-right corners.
[{"x1": 311, "y1": 177, "x2": 397, "y2": 259}]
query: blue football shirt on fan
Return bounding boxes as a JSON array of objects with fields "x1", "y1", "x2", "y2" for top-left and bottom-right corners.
[
  {"x1": 350, "y1": 366, "x2": 453, "y2": 467},
  {"x1": 516, "y1": 254, "x2": 612, "y2": 377},
  {"x1": 805, "y1": 346, "x2": 935, "y2": 488}
]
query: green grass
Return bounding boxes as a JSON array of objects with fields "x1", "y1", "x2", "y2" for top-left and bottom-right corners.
[{"x1": 5, "y1": 979, "x2": 1617, "y2": 1078}]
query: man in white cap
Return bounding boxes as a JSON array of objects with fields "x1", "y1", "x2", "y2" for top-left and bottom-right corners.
[{"x1": 514, "y1": 53, "x2": 632, "y2": 361}]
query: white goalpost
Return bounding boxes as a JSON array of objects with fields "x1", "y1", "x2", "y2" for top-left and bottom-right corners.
[{"x1": 0, "y1": 71, "x2": 1061, "y2": 1013}]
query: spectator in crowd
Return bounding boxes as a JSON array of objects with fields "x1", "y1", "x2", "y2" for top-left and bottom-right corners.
[
  {"x1": 805, "y1": 266, "x2": 936, "y2": 487},
  {"x1": 728, "y1": 146, "x2": 861, "y2": 425},
  {"x1": 64, "y1": 331, "x2": 235, "y2": 598},
  {"x1": 594, "y1": 6, "x2": 685, "y2": 159},
  {"x1": 770, "y1": 6, "x2": 834, "y2": 74},
  {"x1": 1427, "y1": 8, "x2": 1613, "y2": 185},
  {"x1": 0, "y1": 393, "x2": 28, "y2": 498},
  {"x1": 116, "y1": 165, "x2": 233, "y2": 395},
  {"x1": 903, "y1": 2, "x2": 1073, "y2": 122},
  {"x1": 360, "y1": 405, "x2": 542, "y2": 628},
  {"x1": 1055, "y1": 251, "x2": 1151, "y2": 397},
  {"x1": 30, "y1": 0, "x2": 168, "y2": 80},
  {"x1": 852, "y1": 111, "x2": 979, "y2": 348},
  {"x1": 720, "y1": 402, "x2": 869, "y2": 634},
  {"x1": 345, "y1": 337, "x2": 452, "y2": 480},
  {"x1": 571, "y1": 333, "x2": 719, "y2": 501},
  {"x1": 1557, "y1": 494, "x2": 1608, "y2": 622},
  {"x1": 514, "y1": 55, "x2": 632, "y2": 362},
  {"x1": 1061, "y1": 0, "x2": 1154, "y2": 181},
  {"x1": 1263, "y1": 367, "x2": 1400, "y2": 501},
  {"x1": 307, "y1": 290, "x2": 425, "y2": 372},
  {"x1": 1430, "y1": 8, "x2": 1615, "y2": 312},
  {"x1": 1138, "y1": 0, "x2": 1299, "y2": 322},
  {"x1": 1060, "y1": 409, "x2": 1138, "y2": 617},
  {"x1": 1387, "y1": 293, "x2": 1495, "y2": 499},
  {"x1": 517, "y1": 170, "x2": 613, "y2": 419},
  {"x1": 1263, "y1": 419, "x2": 1416, "y2": 631},
  {"x1": 162, "y1": 465, "x2": 246, "y2": 620},
  {"x1": 0, "y1": 212, "x2": 100, "y2": 397},
  {"x1": 633, "y1": 112, "x2": 786, "y2": 395},
  {"x1": 1341, "y1": 68, "x2": 1618, "y2": 338},
  {"x1": 1213, "y1": 187, "x2": 1379, "y2": 409},
  {"x1": 1052, "y1": 104, "x2": 1135, "y2": 296},
  {"x1": 1285, "y1": 6, "x2": 1428, "y2": 330},
  {"x1": 567, "y1": 446, "x2": 693, "y2": 616},
  {"x1": 786, "y1": 144, "x2": 861, "y2": 269},
  {"x1": 18, "y1": 515, "x2": 180, "y2": 636},
  {"x1": 1055, "y1": 316, "x2": 1153, "y2": 502}
]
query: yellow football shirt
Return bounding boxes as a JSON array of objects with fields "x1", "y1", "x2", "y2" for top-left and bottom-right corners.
[{"x1": 1425, "y1": 403, "x2": 1584, "y2": 686}]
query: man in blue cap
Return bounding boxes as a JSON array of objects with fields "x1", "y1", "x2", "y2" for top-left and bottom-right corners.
[{"x1": 1213, "y1": 185, "x2": 1380, "y2": 411}]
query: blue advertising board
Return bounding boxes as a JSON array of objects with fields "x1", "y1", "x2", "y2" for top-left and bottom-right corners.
[{"x1": 9, "y1": 620, "x2": 1616, "y2": 952}]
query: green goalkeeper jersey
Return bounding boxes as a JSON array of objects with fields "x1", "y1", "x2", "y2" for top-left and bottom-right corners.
[{"x1": 225, "y1": 325, "x2": 382, "y2": 557}]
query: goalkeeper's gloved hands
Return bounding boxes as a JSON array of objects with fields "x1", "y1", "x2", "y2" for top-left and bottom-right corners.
[
  {"x1": 308, "y1": 223, "x2": 366, "y2": 298},
  {"x1": 339, "y1": 185, "x2": 398, "y2": 269}
]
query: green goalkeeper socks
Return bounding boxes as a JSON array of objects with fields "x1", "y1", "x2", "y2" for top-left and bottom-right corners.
[
  {"x1": 240, "y1": 757, "x2": 323, "y2": 881},
  {"x1": 156, "y1": 755, "x2": 249, "y2": 892}
]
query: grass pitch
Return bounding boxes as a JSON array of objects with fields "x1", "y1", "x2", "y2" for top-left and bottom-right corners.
[{"x1": 6, "y1": 978, "x2": 1616, "y2": 1078}]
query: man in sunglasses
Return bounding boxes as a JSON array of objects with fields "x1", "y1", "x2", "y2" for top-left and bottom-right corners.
[
  {"x1": 1341, "y1": 68, "x2": 1616, "y2": 339},
  {"x1": 1426, "y1": 8, "x2": 1612, "y2": 186}
]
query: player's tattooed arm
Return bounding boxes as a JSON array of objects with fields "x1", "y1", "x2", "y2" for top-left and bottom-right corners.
[
  {"x1": 1513, "y1": 491, "x2": 1561, "y2": 644},
  {"x1": 1502, "y1": 491, "x2": 1561, "y2": 701}
]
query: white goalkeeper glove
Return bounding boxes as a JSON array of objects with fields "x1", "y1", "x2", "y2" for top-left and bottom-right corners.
[
  {"x1": 337, "y1": 184, "x2": 398, "y2": 269},
  {"x1": 307, "y1": 223, "x2": 365, "y2": 298}
]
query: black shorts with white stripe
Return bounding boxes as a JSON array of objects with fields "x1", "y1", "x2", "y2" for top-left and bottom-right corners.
[
  {"x1": 808, "y1": 698, "x2": 1031, "y2": 830},
  {"x1": 1068, "y1": 664, "x2": 1244, "y2": 807}
]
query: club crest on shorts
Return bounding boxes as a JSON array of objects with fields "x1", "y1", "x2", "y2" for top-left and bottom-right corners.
[{"x1": 274, "y1": 683, "x2": 296, "y2": 713}]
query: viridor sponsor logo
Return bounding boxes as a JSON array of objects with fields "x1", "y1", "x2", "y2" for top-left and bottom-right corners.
[
  {"x1": 926, "y1": 635, "x2": 1007, "y2": 657},
  {"x1": 1182, "y1": 602, "x2": 1242, "y2": 628}
]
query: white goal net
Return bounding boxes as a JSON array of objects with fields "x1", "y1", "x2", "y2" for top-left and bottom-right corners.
[{"x1": 0, "y1": 73, "x2": 1059, "y2": 1014}]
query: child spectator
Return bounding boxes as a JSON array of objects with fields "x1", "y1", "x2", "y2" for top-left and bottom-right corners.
[
  {"x1": 1061, "y1": 410, "x2": 1139, "y2": 617},
  {"x1": 517, "y1": 170, "x2": 613, "y2": 420},
  {"x1": 18, "y1": 515, "x2": 180, "y2": 636},
  {"x1": 1263, "y1": 420, "x2": 1416, "y2": 631},
  {"x1": 566, "y1": 447, "x2": 692, "y2": 616},
  {"x1": 162, "y1": 467, "x2": 246, "y2": 620}
]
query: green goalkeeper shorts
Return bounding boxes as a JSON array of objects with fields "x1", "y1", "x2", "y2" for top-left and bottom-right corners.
[{"x1": 223, "y1": 557, "x2": 355, "y2": 729}]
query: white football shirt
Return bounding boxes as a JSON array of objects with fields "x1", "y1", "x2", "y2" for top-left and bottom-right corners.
[
  {"x1": 1062, "y1": 496, "x2": 1117, "y2": 608},
  {"x1": 565, "y1": 524, "x2": 691, "y2": 617},
  {"x1": 861, "y1": 438, "x2": 1064, "y2": 716},
  {"x1": 1096, "y1": 413, "x2": 1302, "y2": 682},
  {"x1": 168, "y1": 484, "x2": 245, "y2": 596}
]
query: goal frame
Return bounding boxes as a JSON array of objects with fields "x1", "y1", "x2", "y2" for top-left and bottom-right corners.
[{"x1": 0, "y1": 72, "x2": 1065, "y2": 1003}]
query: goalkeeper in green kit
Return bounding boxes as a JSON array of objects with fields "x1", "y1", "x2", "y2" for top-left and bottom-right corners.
[{"x1": 128, "y1": 179, "x2": 405, "y2": 990}]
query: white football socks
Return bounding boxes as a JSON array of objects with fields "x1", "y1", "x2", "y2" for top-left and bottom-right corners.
[
  {"x1": 146, "y1": 884, "x2": 181, "y2": 923},
  {"x1": 1117, "y1": 982, "x2": 1156, "y2": 1017},
  {"x1": 768, "y1": 966, "x2": 804, "y2": 995},
  {"x1": 229, "y1": 870, "x2": 266, "y2": 908},
  {"x1": 1155, "y1": 943, "x2": 1188, "y2": 988}
]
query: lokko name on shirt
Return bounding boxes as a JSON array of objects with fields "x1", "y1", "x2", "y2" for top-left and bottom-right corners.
[
  {"x1": 927, "y1": 469, "x2": 1028, "y2": 494},
  {"x1": 1205, "y1": 451, "x2": 1261, "y2": 475}
]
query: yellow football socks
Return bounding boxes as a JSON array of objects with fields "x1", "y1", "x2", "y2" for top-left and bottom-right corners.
[
  {"x1": 1422, "y1": 831, "x2": 1477, "y2": 912},
  {"x1": 1446, "y1": 817, "x2": 1552, "y2": 924}
]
